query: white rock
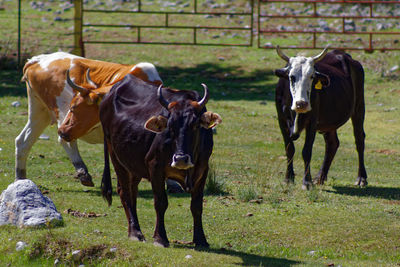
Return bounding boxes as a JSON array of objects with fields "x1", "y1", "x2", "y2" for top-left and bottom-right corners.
[
  {"x1": 110, "y1": 247, "x2": 117, "y2": 253},
  {"x1": 16, "y1": 241, "x2": 27, "y2": 251},
  {"x1": 72, "y1": 250, "x2": 82, "y2": 261},
  {"x1": 0, "y1": 179, "x2": 63, "y2": 227},
  {"x1": 11, "y1": 101, "x2": 21, "y2": 107},
  {"x1": 185, "y1": 254, "x2": 193, "y2": 259}
]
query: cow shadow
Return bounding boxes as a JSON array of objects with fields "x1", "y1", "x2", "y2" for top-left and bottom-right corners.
[
  {"x1": 172, "y1": 244, "x2": 301, "y2": 266},
  {"x1": 326, "y1": 186, "x2": 400, "y2": 201}
]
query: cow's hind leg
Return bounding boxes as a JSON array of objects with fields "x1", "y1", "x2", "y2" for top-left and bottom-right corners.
[
  {"x1": 151, "y1": 176, "x2": 169, "y2": 247},
  {"x1": 15, "y1": 97, "x2": 51, "y2": 180},
  {"x1": 314, "y1": 131, "x2": 339, "y2": 185},
  {"x1": 112, "y1": 156, "x2": 145, "y2": 242},
  {"x1": 351, "y1": 108, "x2": 367, "y2": 187},
  {"x1": 59, "y1": 139, "x2": 94, "y2": 187}
]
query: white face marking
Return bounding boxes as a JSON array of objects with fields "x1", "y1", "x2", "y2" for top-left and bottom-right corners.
[
  {"x1": 288, "y1": 56, "x2": 315, "y2": 112},
  {"x1": 27, "y1": 52, "x2": 82, "y2": 71},
  {"x1": 134, "y1": 62, "x2": 163, "y2": 83}
]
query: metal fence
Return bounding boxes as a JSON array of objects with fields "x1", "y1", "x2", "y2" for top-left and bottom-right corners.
[
  {"x1": 258, "y1": 0, "x2": 400, "y2": 52},
  {"x1": 4, "y1": 0, "x2": 400, "y2": 67}
]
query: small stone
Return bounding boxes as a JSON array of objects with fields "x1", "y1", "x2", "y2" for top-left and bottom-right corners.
[
  {"x1": 389, "y1": 65, "x2": 399, "y2": 72},
  {"x1": 54, "y1": 259, "x2": 60, "y2": 265},
  {"x1": 110, "y1": 247, "x2": 117, "y2": 253},
  {"x1": 185, "y1": 254, "x2": 193, "y2": 259},
  {"x1": 39, "y1": 134, "x2": 50, "y2": 140},
  {"x1": 245, "y1": 212, "x2": 253, "y2": 217},
  {"x1": 16, "y1": 241, "x2": 27, "y2": 251},
  {"x1": 72, "y1": 250, "x2": 81, "y2": 261},
  {"x1": 308, "y1": 250, "x2": 316, "y2": 255},
  {"x1": 218, "y1": 57, "x2": 225, "y2": 61},
  {"x1": 11, "y1": 101, "x2": 21, "y2": 107}
]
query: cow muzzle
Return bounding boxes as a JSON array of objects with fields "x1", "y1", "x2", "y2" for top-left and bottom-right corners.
[
  {"x1": 293, "y1": 100, "x2": 310, "y2": 113},
  {"x1": 171, "y1": 153, "x2": 194, "y2": 170},
  {"x1": 58, "y1": 129, "x2": 72, "y2": 142}
]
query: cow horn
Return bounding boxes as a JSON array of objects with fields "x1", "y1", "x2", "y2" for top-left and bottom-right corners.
[
  {"x1": 312, "y1": 45, "x2": 330, "y2": 63},
  {"x1": 198, "y1": 83, "x2": 209, "y2": 109},
  {"x1": 157, "y1": 84, "x2": 170, "y2": 109},
  {"x1": 85, "y1": 68, "x2": 98, "y2": 88},
  {"x1": 66, "y1": 69, "x2": 89, "y2": 95},
  {"x1": 276, "y1": 45, "x2": 290, "y2": 62}
]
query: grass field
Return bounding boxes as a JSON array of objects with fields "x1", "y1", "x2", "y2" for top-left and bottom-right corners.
[{"x1": 1, "y1": 1, "x2": 400, "y2": 266}]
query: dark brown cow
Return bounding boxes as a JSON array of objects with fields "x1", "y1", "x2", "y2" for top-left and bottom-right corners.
[
  {"x1": 274, "y1": 46, "x2": 367, "y2": 189},
  {"x1": 95, "y1": 74, "x2": 221, "y2": 247}
]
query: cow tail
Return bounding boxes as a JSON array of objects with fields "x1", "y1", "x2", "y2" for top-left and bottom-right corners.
[{"x1": 101, "y1": 136, "x2": 113, "y2": 206}]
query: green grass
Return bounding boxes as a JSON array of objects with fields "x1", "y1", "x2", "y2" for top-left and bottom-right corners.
[{"x1": 1, "y1": 1, "x2": 400, "y2": 266}]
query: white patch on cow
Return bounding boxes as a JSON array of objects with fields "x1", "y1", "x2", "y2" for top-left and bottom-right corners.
[
  {"x1": 133, "y1": 62, "x2": 163, "y2": 83},
  {"x1": 110, "y1": 73, "x2": 120, "y2": 84},
  {"x1": 27, "y1": 52, "x2": 82, "y2": 71},
  {"x1": 57, "y1": 81, "x2": 75, "y2": 127},
  {"x1": 288, "y1": 56, "x2": 315, "y2": 112}
]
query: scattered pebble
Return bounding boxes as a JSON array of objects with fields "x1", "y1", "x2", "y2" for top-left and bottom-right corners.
[
  {"x1": 16, "y1": 241, "x2": 27, "y2": 251},
  {"x1": 185, "y1": 254, "x2": 193, "y2": 259},
  {"x1": 110, "y1": 247, "x2": 117, "y2": 253},
  {"x1": 11, "y1": 101, "x2": 21, "y2": 107},
  {"x1": 39, "y1": 134, "x2": 50, "y2": 140},
  {"x1": 308, "y1": 250, "x2": 316, "y2": 255},
  {"x1": 72, "y1": 250, "x2": 81, "y2": 261},
  {"x1": 245, "y1": 212, "x2": 253, "y2": 217}
]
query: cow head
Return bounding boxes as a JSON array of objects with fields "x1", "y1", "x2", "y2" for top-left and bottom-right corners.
[
  {"x1": 144, "y1": 84, "x2": 222, "y2": 170},
  {"x1": 274, "y1": 46, "x2": 330, "y2": 113},
  {"x1": 58, "y1": 69, "x2": 110, "y2": 142}
]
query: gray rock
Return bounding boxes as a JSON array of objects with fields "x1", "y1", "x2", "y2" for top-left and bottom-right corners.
[
  {"x1": 0, "y1": 179, "x2": 63, "y2": 227},
  {"x1": 72, "y1": 250, "x2": 82, "y2": 261},
  {"x1": 11, "y1": 101, "x2": 21, "y2": 107},
  {"x1": 16, "y1": 241, "x2": 27, "y2": 251}
]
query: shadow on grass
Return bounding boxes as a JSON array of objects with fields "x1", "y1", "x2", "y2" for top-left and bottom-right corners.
[
  {"x1": 327, "y1": 186, "x2": 400, "y2": 200},
  {"x1": 173, "y1": 244, "x2": 300, "y2": 266},
  {"x1": 158, "y1": 63, "x2": 276, "y2": 101},
  {"x1": 0, "y1": 62, "x2": 276, "y2": 100}
]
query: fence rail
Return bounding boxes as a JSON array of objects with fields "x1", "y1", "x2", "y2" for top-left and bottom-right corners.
[{"x1": 258, "y1": 0, "x2": 400, "y2": 52}]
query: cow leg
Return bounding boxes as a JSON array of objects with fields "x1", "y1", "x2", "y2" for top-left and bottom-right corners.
[
  {"x1": 191, "y1": 166, "x2": 209, "y2": 248},
  {"x1": 150, "y1": 176, "x2": 169, "y2": 247},
  {"x1": 315, "y1": 131, "x2": 339, "y2": 185},
  {"x1": 351, "y1": 109, "x2": 368, "y2": 187},
  {"x1": 59, "y1": 139, "x2": 94, "y2": 187},
  {"x1": 15, "y1": 97, "x2": 51, "y2": 180},
  {"x1": 112, "y1": 157, "x2": 145, "y2": 241},
  {"x1": 302, "y1": 128, "x2": 316, "y2": 190},
  {"x1": 277, "y1": 117, "x2": 295, "y2": 183}
]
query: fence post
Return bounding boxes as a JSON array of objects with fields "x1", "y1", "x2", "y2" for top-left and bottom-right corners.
[{"x1": 72, "y1": 0, "x2": 84, "y2": 56}]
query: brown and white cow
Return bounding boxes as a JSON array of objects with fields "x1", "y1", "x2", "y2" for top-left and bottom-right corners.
[{"x1": 17, "y1": 52, "x2": 162, "y2": 186}]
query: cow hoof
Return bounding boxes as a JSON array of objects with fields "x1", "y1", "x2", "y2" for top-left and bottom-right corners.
[
  {"x1": 313, "y1": 177, "x2": 325, "y2": 185},
  {"x1": 302, "y1": 183, "x2": 312, "y2": 190},
  {"x1": 355, "y1": 177, "x2": 368, "y2": 187},
  {"x1": 153, "y1": 239, "x2": 169, "y2": 248},
  {"x1": 76, "y1": 169, "x2": 94, "y2": 187},
  {"x1": 195, "y1": 241, "x2": 210, "y2": 249},
  {"x1": 166, "y1": 179, "x2": 184, "y2": 193},
  {"x1": 129, "y1": 232, "x2": 145, "y2": 242},
  {"x1": 284, "y1": 178, "x2": 294, "y2": 185}
]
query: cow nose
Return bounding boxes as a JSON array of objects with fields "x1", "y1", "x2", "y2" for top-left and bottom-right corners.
[
  {"x1": 58, "y1": 129, "x2": 71, "y2": 142},
  {"x1": 295, "y1": 100, "x2": 308, "y2": 111},
  {"x1": 171, "y1": 154, "x2": 194, "y2": 170}
]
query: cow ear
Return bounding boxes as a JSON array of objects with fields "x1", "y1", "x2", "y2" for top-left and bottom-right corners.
[
  {"x1": 315, "y1": 71, "x2": 330, "y2": 87},
  {"x1": 144, "y1": 115, "x2": 168, "y2": 133},
  {"x1": 200, "y1": 111, "x2": 222, "y2": 129},
  {"x1": 274, "y1": 68, "x2": 289, "y2": 79}
]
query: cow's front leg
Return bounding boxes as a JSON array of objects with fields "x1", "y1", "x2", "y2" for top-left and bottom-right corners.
[
  {"x1": 151, "y1": 175, "x2": 169, "y2": 247},
  {"x1": 59, "y1": 138, "x2": 94, "y2": 187},
  {"x1": 314, "y1": 131, "x2": 339, "y2": 185},
  {"x1": 302, "y1": 128, "x2": 316, "y2": 190},
  {"x1": 277, "y1": 115, "x2": 295, "y2": 183},
  {"x1": 190, "y1": 169, "x2": 209, "y2": 248}
]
